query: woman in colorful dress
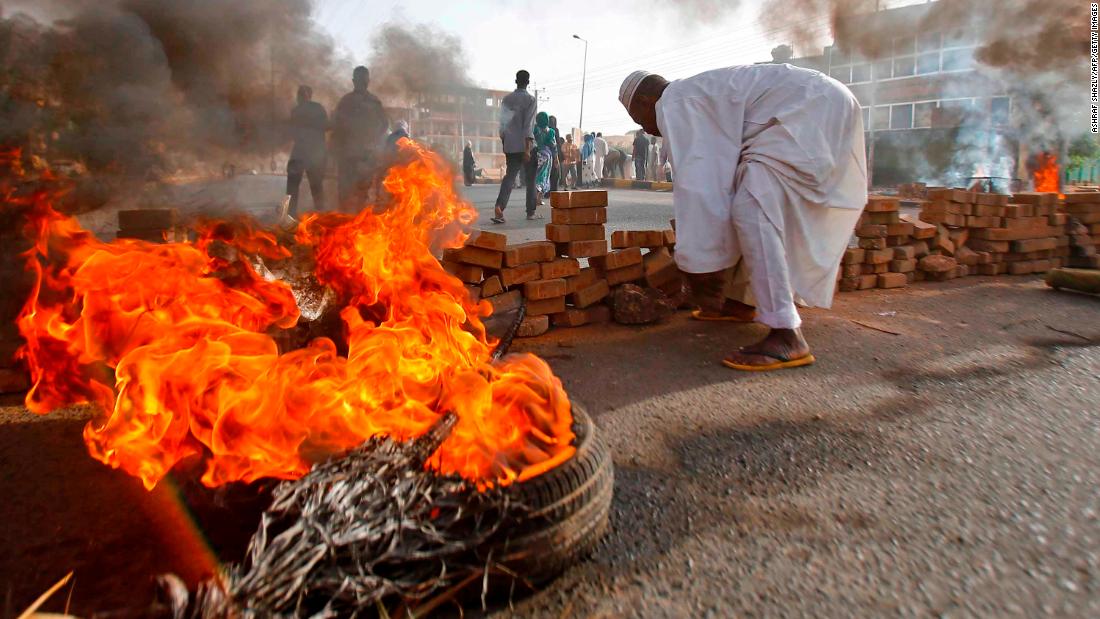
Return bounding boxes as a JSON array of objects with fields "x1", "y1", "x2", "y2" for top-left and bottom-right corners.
[{"x1": 532, "y1": 112, "x2": 557, "y2": 208}]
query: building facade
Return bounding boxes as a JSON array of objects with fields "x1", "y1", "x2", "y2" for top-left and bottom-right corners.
[{"x1": 391, "y1": 86, "x2": 511, "y2": 173}]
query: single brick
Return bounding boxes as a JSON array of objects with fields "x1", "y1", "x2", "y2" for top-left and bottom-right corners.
[
  {"x1": 504, "y1": 241, "x2": 556, "y2": 266},
  {"x1": 841, "y1": 263, "x2": 862, "y2": 278},
  {"x1": 465, "y1": 229, "x2": 507, "y2": 251},
  {"x1": 540, "y1": 258, "x2": 581, "y2": 279},
  {"x1": 486, "y1": 290, "x2": 523, "y2": 315},
  {"x1": 526, "y1": 296, "x2": 566, "y2": 316},
  {"x1": 551, "y1": 308, "x2": 590, "y2": 328},
  {"x1": 442, "y1": 245, "x2": 503, "y2": 269},
  {"x1": 877, "y1": 272, "x2": 907, "y2": 288},
  {"x1": 859, "y1": 237, "x2": 887, "y2": 250},
  {"x1": 926, "y1": 188, "x2": 973, "y2": 203},
  {"x1": 864, "y1": 196, "x2": 901, "y2": 212},
  {"x1": 843, "y1": 247, "x2": 866, "y2": 264},
  {"x1": 893, "y1": 245, "x2": 916, "y2": 260},
  {"x1": 1004, "y1": 204, "x2": 1034, "y2": 218},
  {"x1": 545, "y1": 223, "x2": 606, "y2": 243},
  {"x1": 1063, "y1": 192, "x2": 1100, "y2": 204},
  {"x1": 972, "y1": 204, "x2": 1006, "y2": 217},
  {"x1": 590, "y1": 247, "x2": 643, "y2": 271},
  {"x1": 838, "y1": 276, "x2": 860, "y2": 292},
  {"x1": 557, "y1": 239, "x2": 608, "y2": 257},
  {"x1": 886, "y1": 222, "x2": 915, "y2": 237},
  {"x1": 1010, "y1": 237, "x2": 1058, "y2": 253},
  {"x1": 442, "y1": 261, "x2": 483, "y2": 283},
  {"x1": 856, "y1": 224, "x2": 888, "y2": 238},
  {"x1": 611, "y1": 230, "x2": 666, "y2": 248},
  {"x1": 464, "y1": 284, "x2": 481, "y2": 302},
  {"x1": 604, "y1": 262, "x2": 645, "y2": 286},
  {"x1": 480, "y1": 275, "x2": 503, "y2": 298},
  {"x1": 663, "y1": 229, "x2": 677, "y2": 246},
  {"x1": 954, "y1": 245, "x2": 979, "y2": 266},
  {"x1": 524, "y1": 278, "x2": 567, "y2": 300},
  {"x1": 890, "y1": 258, "x2": 917, "y2": 273},
  {"x1": 901, "y1": 215, "x2": 937, "y2": 239},
  {"x1": 551, "y1": 207, "x2": 607, "y2": 225},
  {"x1": 550, "y1": 190, "x2": 608, "y2": 208},
  {"x1": 966, "y1": 215, "x2": 1001, "y2": 228},
  {"x1": 857, "y1": 274, "x2": 878, "y2": 289},
  {"x1": 583, "y1": 304, "x2": 612, "y2": 324},
  {"x1": 866, "y1": 211, "x2": 900, "y2": 225},
  {"x1": 570, "y1": 279, "x2": 610, "y2": 308},
  {"x1": 967, "y1": 238, "x2": 1010, "y2": 253},
  {"x1": 499, "y1": 263, "x2": 542, "y2": 288},
  {"x1": 565, "y1": 267, "x2": 599, "y2": 294},
  {"x1": 516, "y1": 314, "x2": 550, "y2": 337},
  {"x1": 864, "y1": 248, "x2": 894, "y2": 265},
  {"x1": 1010, "y1": 192, "x2": 1044, "y2": 205},
  {"x1": 643, "y1": 247, "x2": 679, "y2": 287}
]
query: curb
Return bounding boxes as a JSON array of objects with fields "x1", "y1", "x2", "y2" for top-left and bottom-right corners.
[{"x1": 601, "y1": 178, "x2": 673, "y2": 192}]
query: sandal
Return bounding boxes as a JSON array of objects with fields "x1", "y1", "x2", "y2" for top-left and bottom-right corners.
[{"x1": 721, "y1": 350, "x2": 816, "y2": 372}]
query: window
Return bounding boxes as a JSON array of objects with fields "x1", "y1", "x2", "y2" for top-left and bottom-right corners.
[
  {"x1": 851, "y1": 63, "x2": 871, "y2": 83},
  {"x1": 891, "y1": 104, "x2": 914, "y2": 130},
  {"x1": 893, "y1": 36, "x2": 916, "y2": 57},
  {"x1": 873, "y1": 59, "x2": 893, "y2": 80},
  {"x1": 991, "y1": 97, "x2": 1011, "y2": 125},
  {"x1": 942, "y1": 48, "x2": 975, "y2": 71},
  {"x1": 914, "y1": 102, "x2": 935, "y2": 128},
  {"x1": 872, "y1": 106, "x2": 891, "y2": 131},
  {"x1": 917, "y1": 52, "x2": 940, "y2": 74},
  {"x1": 918, "y1": 32, "x2": 941, "y2": 52},
  {"x1": 893, "y1": 56, "x2": 915, "y2": 77},
  {"x1": 485, "y1": 97, "x2": 493, "y2": 107},
  {"x1": 830, "y1": 65, "x2": 852, "y2": 84},
  {"x1": 943, "y1": 29, "x2": 975, "y2": 48}
]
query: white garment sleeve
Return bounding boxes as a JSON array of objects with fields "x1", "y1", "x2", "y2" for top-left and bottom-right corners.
[{"x1": 656, "y1": 94, "x2": 746, "y2": 273}]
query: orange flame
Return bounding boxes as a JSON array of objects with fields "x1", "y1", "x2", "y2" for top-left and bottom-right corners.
[
  {"x1": 1034, "y1": 151, "x2": 1059, "y2": 193},
  {"x1": 11, "y1": 142, "x2": 574, "y2": 490}
]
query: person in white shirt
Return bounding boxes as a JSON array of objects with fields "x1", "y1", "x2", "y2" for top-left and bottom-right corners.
[
  {"x1": 593, "y1": 132, "x2": 609, "y2": 181},
  {"x1": 618, "y1": 65, "x2": 866, "y2": 371}
]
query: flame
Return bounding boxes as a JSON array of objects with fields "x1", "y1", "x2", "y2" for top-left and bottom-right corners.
[
  {"x1": 1034, "y1": 151, "x2": 1060, "y2": 194},
  {"x1": 10, "y1": 142, "x2": 575, "y2": 490}
]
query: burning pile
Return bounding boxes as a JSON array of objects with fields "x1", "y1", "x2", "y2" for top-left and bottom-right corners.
[{"x1": 12, "y1": 140, "x2": 575, "y2": 491}]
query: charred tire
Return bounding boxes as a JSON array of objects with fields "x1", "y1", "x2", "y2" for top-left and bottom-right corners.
[{"x1": 494, "y1": 404, "x2": 614, "y2": 583}]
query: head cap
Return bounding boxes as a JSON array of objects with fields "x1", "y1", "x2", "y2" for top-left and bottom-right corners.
[{"x1": 619, "y1": 70, "x2": 652, "y2": 109}]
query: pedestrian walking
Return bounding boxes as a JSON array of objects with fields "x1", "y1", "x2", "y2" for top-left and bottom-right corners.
[
  {"x1": 462, "y1": 140, "x2": 476, "y2": 186},
  {"x1": 492, "y1": 70, "x2": 537, "y2": 224},
  {"x1": 594, "y1": 132, "x2": 608, "y2": 182},
  {"x1": 286, "y1": 85, "x2": 327, "y2": 217},
  {"x1": 561, "y1": 134, "x2": 579, "y2": 189},
  {"x1": 632, "y1": 130, "x2": 649, "y2": 180}
]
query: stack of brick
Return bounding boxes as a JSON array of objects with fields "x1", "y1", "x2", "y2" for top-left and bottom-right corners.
[
  {"x1": 117, "y1": 208, "x2": 180, "y2": 242},
  {"x1": 607, "y1": 230, "x2": 680, "y2": 294},
  {"x1": 965, "y1": 192, "x2": 1064, "y2": 276},
  {"x1": 1063, "y1": 193, "x2": 1100, "y2": 269},
  {"x1": 545, "y1": 190, "x2": 613, "y2": 330},
  {"x1": 838, "y1": 196, "x2": 934, "y2": 291}
]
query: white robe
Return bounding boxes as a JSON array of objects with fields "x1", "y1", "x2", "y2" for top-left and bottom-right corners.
[{"x1": 656, "y1": 63, "x2": 867, "y2": 310}]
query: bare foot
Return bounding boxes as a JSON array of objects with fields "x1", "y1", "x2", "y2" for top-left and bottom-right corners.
[{"x1": 724, "y1": 328, "x2": 812, "y2": 367}]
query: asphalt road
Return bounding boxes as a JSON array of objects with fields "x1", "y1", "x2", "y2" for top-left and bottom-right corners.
[{"x1": 6, "y1": 176, "x2": 1100, "y2": 617}]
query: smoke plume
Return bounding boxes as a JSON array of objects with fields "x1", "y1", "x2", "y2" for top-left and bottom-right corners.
[
  {"x1": 0, "y1": 0, "x2": 347, "y2": 176},
  {"x1": 365, "y1": 22, "x2": 474, "y2": 104}
]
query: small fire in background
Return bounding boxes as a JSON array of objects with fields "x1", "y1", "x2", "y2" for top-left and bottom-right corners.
[
  {"x1": 1033, "y1": 150, "x2": 1060, "y2": 193},
  {"x1": 12, "y1": 141, "x2": 575, "y2": 491}
]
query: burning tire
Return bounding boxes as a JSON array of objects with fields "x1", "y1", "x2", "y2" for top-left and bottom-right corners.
[{"x1": 495, "y1": 404, "x2": 614, "y2": 583}]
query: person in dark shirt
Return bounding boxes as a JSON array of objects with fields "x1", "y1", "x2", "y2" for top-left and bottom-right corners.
[
  {"x1": 463, "y1": 140, "x2": 476, "y2": 186},
  {"x1": 332, "y1": 66, "x2": 388, "y2": 211},
  {"x1": 286, "y1": 85, "x2": 327, "y2": 216},
  {"x1": 632, "y1": 130, "x2": 649, "y2": 180}
]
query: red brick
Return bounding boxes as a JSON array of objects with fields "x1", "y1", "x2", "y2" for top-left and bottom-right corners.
[
  {"x1": 838, "y1": 277, "x2": 860, "y2": 292},
  {"x1": 841, "y1": 263, "x2": 862, "y2": 278},
  {"x1": 465, "y1": 229, "x2": 507, "y2": 251},
  {"x1": 545, "y1": 223, "x2": 606, "y2": 243},
  {"x1": 864, "y1": 196, "x2": 900, "y2": 212},
  {"x1": 864, "y1": 248, "x2": 894, "y2": 265},
  {"x1": 643, "y1": 247, "x2": 679, "y2": 287},
  {"x1": 922, "y1": 200, "x2": 967, "y2": 215},
  {"x1": 442, "y1": 261, "x2": 483, "y2": 283},
  {"x1": 540, "y1": 258, "x2": 581, "y2": 279},
  {"x1": 504, "y1": 241, "x2": 555, "y2": 266},
  {"x1": 966, "y1": 215, "x2": 1000, "y2": 228},
  {"x1": 856, "y1": 224, "x2": 887, "y2": 238},
  {"x1": 516, "y1": 314, "x2": 550, "y2": 337},
  {"x1": 974, "y1": 192, "x2": 1010, "y2": 206},
  {"x1": 886, "y1": 222, "x2": 915, "y2": 237},
  {"x1": 524, "y1": 278, "x2": 567, "y2": 300},
  {"x1": 842, "y1": 247, "x2": 866, "y2": 264},
  {"x1": 1048, "y1": 213, "x2": 1067, "y2": 226},
  {"x1": 550, "y1": 207, "x2": 607, "y2": 225},
  {"x1": 893, "y1": 245, "x2": 916, "y2": 260},
  {"x1": 978, "y1": 263, "x2": 1005, "y2": 276},
  {"x1": 1007, "y1": 260, "x2": 1036, "y2": 275},
  {"x1": 498, "y1": 263, "x2": 542, "y2": 288},
  {"x1": 954, "y1": 245, "x2": 979, "y2": 266},
  {"x1": 877, "y1": 272, "x2": 907, "y2": 288},
  {"x1": 583, "y1": 304, "x2": 612, "y2": 324},
  {"x1": 859, "y1": 237, "x2": 887, "y2": 250},
  {"x1": 604, "y1": 262, "x2": 645, "y2": 286},
  {"x1": 857, "y1": 274, "x2": 878, "y2": 289},
  {"x1": 552, "y1": 308, "x2": 590, "y2": 328},
  {"x1": 902, "y1": 215, "x2": 937, "y2": 239},
  {"x1": 526, "y1": 296, "x2": 566, "y2": 316},
  {"x1": 590, "y1": 247, "x2": 642, "y2": 271},
  {"x1": 921, "y1": 211, "x2": 966, "y2": 227},
  {"x1": 1010, "y1": 237, "x2": 1058, "y2": 253},
  {"x1": 480, "y1": 275, "x2": 503, "y2": 298},
  {"x1": 663, "y1": 229, "x2": 677, "y2": 246},
  {"x1": 971, "y1": 226, "x2": 1062, "y2": 241},
  {"x1": 972, "y1": 204, "x2": 1006, "y2": 217},
  {"x1": 565, "y1": 267, "x2": 599, "y2": 294},
  {"x1": 550, "y1": 190, "x2": 608, "y2": 208},
  {"x1": 464, "y1": 283, "x2": 481, "y2": 302},
  {"x1": 485, "y1": 290, "x2": 523, "y2": 315},
  {"x1": 570, "y1": 279, "x2": 610, "y2": 308},
  {"x1": 890, "y1": 259, "x2": 917, "y2": 273},
  {"x1": 866, "y1": 211, "x2": 900, "y2": 225},
  {"x1": 1010, "y1": 192, "x2": 1047, "y2": 205},
  {"x1": 611, "y1": 230, "x2": 666, "y2": 248},
  {"x1": 1004, "y1": 204, "x2": 1034, "y2": 218},
  {"x1": 442, "y1": 245, "x2": 503, "y2": 269},
  {"x1": 926, "y1": 188, "x2": 973, "y2": 203},
  {"x1": 556, "y1": 240, "x2": 608, "y2": 257},
  {"x1": 1063, "y1": 192, "x2": 1100, "y2": 204},
  {"x1": 1002, "y1": 216, "x2": 1048, "y2": 230}
]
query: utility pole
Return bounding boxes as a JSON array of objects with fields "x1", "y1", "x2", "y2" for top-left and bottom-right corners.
[{"x1": 573, "y1": 34, "x2": 588, "y2": 135}]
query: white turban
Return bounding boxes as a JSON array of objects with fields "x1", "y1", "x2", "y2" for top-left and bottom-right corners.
[{"x1": 618, "y1": 70, "x2": 652, "y2": 109}]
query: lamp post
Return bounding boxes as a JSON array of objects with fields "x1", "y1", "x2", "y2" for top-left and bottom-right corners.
[{"x1": 573, "y1": 34, "x2": 588, "y2": 137}]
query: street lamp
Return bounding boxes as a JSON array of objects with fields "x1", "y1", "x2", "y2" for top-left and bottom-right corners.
[{"x1": 573, "y1": 34, "x2": 587, "y2": 137}]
